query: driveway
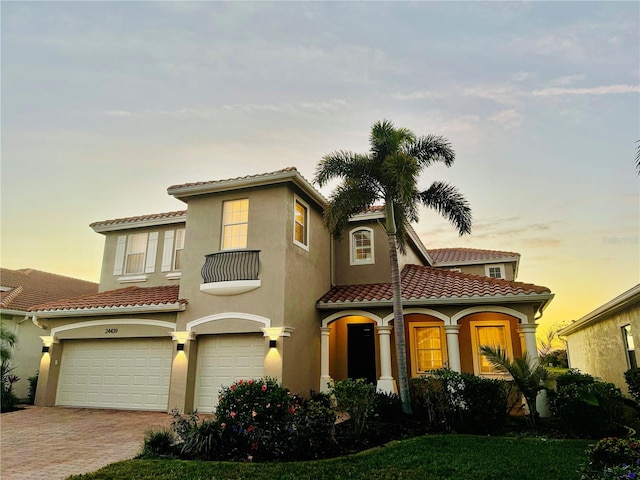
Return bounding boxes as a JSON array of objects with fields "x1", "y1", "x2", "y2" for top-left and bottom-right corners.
[{"x1": 0, "y1": 406, "x2": 173, "y2": 480}]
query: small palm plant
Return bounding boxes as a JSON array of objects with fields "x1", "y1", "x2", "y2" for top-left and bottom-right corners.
[{"x1": 480, "y1": 345, "x2": 550, "y2": 426}]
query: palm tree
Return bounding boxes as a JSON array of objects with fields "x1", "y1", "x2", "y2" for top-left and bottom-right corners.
[
  {"x1": 480, "y1": 345, "x2": 549, "y2": 426},
  {"x1": 0, "y1": 324, "x2": 17, "y2": 365},
  {"x1": 315, "y1": 119, "x2": 472, "y2": 414}
]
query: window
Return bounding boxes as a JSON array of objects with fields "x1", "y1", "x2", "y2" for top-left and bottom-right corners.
[
  {"x1": 470, "y1": 320, "x2": 513, "y2": 375},
  {"x1": 485, "y1": 264, "x2": 505, "y2": 279},
  {"x1": 623, "y1": 325, "x2": 637, "y2": 369},
  {"x1": 113, "y1": 232, "x2": 158, "y2": 278},
  {"x1": 410, "y1": 323, "x2": 446, "y2": 376},
  {"x1": 125, "y1": 233, "x2": 148, "y2": 274},
  {"x1": 222, "y1": 199, "x2": 249, "y2": 250},
  {"x1": 350, "y1": 228, "x2": 374, "y2": 265},
  {"x1": 293, "y1": 197, "x2": 309, "y2": 249},
  {"x1": 162, "y1": 228, "x2": 185, "y2": 273}
]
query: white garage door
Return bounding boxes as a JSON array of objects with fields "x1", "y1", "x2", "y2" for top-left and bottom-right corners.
[
  {"x1": 57, "y1": 338, "x2": 173, "y2": 411},
  {"x1": 195, "y1": 334, "x2": 265, "y2": 413}
]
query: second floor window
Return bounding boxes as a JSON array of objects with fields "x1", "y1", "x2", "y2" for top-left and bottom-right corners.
[
  {"x1": 125, "y1": 233, "x2": 148, "y2": 274},
  {"x1": 293, "y1": 197, "x2": 309, "y2": 249},
  {"x1": 623, "y1": 325, "x2": 637, "y2": 369},
  {"x1": 486, "y1": 264, "x2": 505, "y2": 279},
  {"x1": 222, "y1": 199, "x2": 249, "y2": 250},
  {"x1": 351, "y1": 228, "x2": 374, "y2": 264},
  {"x1": 173, "y1": 229, "x2": 185, "y2": 270}
]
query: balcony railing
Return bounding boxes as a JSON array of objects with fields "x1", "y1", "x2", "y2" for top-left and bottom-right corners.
[{"x1": 200, "y1": 250, "x2": 261, "y2": 296}]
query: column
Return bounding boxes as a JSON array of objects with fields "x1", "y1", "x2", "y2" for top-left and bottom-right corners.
[
  {"x1": 34, "y1": 336, "x2": 60, "y2": 407},
  {"x1": 518, "y1": 324, "x2": 539, "y2": 359},
  {"x1": 444, "y1": 325, "x2": 462, "y2": 372},
  {"x1": 168, "y1": 331, "x2": 196, "y2": 413},
  {"x1": 319, "y1": 327, "x2": 333, "y2": 393},
  {"x1": 376, "y1": 325, "x2": 397, "y2": 394}
]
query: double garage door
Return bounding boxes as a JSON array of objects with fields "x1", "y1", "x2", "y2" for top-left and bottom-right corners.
[{"x1": 56, "y1": 334, "x2": 265, "y2": 412}]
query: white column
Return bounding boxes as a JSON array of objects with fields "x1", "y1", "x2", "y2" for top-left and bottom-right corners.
[
  {"x1": 518, "y1": 324, "x2": 539, "y2": 360},
  {"x1": 376, "y1": 325, "x2": 397, "y2": 393},
  {"x1": 319, "y1": 327, "x2": 333, "y2": 393},
  {"x1": 444, "y1": 325, "x2": 462, "y2": 372}
]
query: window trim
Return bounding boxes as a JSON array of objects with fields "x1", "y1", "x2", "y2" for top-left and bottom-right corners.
[
  {"x1": 485, "y1": 263, "x2": 506, "y2": 279},
  {"x1": 470, "y1": 319, "x2": 513, "y2": 377},
  {"x1": 409, "y1": 322, "x2": 447, "y2": 376},
  {"x1": 293, "y1": 196, "x2": 310, "y2": 251},
  {"x1": 221, "y1": 198, "x2": 249, "y2": 251},
  {"x1": 349, "y1": 227, "x2": 375, "y2": 265},
  {"x1": 623, "y1": 324, "x2": 637, "y2": 369},
  {"x1": 124, "y1": 232, "x2": 149, "y2": 275}
]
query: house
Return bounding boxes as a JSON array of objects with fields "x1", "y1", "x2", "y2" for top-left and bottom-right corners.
[
  {"x1": 558, "y1": 284, "x2": 640, "y2": 397},
  {"x1": 0, "y1": 268, "x2": 98, "y2": 399},
  {"x1": 30, "y1": 167, "x2": 554, "y2": 413}
]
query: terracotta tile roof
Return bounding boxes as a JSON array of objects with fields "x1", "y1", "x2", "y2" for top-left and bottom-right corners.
[
  {"x1": 29, "y1": 285, "x2": 185, "y2": 313},
  {"x1": 317, "y1": 264, "x2": 550, "y2": 305},
  {"x1": 429, "y1": 248, "x2": 520, "y2": 264},
  {"x1": 1, "y1": 268, "x2": 98, "y2": 312},
  {"x1": 90, "y1": 210, "x2": 187, "y2": 229},
  {"x1": 167, "y1": 166, "x2": 300, "y2": 191}
]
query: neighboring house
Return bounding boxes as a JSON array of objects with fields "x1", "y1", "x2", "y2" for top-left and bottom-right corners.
[
  {"x1": 558, "y1": 284, "x2": 640, "y2": 397},
  {"x1": 0, "y1": 268, "x2": 98, "y2": 399},
  {"x1": 30, "y1": 167, "x2": 554, "y2": 413}
]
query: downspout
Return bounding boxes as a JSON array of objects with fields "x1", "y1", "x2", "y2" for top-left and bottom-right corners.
[{"x1": 31, "y1": 315, "x2": 48, "y2": 330}]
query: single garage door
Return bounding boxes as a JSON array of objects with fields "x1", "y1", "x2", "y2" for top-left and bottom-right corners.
[
  {"x1": 57, "y1": 338, "x2": 173, "y2": 411},
  {"x1": 195, "y1": 334, "x2": 265, "y2": 413}
]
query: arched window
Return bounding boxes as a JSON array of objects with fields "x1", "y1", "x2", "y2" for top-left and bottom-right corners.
[{"x1": 350, "y1": 227, "x2": 374, "y2": 265}]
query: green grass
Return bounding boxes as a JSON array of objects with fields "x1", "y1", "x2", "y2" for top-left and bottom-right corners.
[{"x1": 67, "y1": 434, "x2": 591, "y2": 480}]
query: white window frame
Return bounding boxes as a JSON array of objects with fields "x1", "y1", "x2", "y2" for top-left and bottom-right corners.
[
  {"x1": 293, "y1": 196, "x2": 309, "y2": 251},
  {"x1": 623, "y1": 324, "x2": 637, "y2": 369},
  {"x1": 409, "y1": 322, "x2": 447, "y2": 376},
  {"x1": 221, "y1": 198, "x2": 249, "y2": 250},
  {"x1": 113, "y1": 232, "x2": 157, "y2": 280},
  {"x1": 485, "y1": 264, "x2": 505, "y2": 279},
  {"x1": 349, "y1": 227, "x2": 375, "y2": 265},
  {"x1": 161, "y1": 229, "x2": 185, "y2": 277},
  {"x1": 470, "y1": 319, "x2": 513, "y2": 377}
]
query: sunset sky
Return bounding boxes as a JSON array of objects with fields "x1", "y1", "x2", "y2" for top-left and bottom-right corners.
[{"x1": 2, "y1": 1, "x2": 638, "y2": 335}]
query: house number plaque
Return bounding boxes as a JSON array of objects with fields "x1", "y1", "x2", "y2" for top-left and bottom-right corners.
[{"x1": 105, "y1": 328, "x2": 119, "y2": 334}]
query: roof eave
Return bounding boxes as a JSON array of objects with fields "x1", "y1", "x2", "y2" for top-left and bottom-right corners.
[
  {"x1": 317, "y1": 292, "x2": 554, "y2": 310},
  {"x1": 0, "y1": 308, "x2": 28, "y2": 316},
  {"x1": 30, "y1": 303, "x2": 186, "y2": 318},
  {"x1": 91, "y1": 214, "x2": 187, "y2": 233},
  {"x1": 433, "y1": 256, "x2": 520, "y2": 267}
]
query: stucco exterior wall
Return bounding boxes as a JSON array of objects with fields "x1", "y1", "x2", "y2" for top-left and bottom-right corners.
[
  {"x1": 564, "y1": 304, "x2": 640, "y2": 397},
  {"x1": 333, "y1": 221, "x2": 391, "y2": 286},
  {"x1": 2, "y1": 314, "x2": 42, "y2": 399}
]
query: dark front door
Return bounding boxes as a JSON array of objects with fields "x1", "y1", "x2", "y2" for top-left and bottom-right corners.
[{"x1": 347, "y1": 324, "x2": 376, "y2": 383}]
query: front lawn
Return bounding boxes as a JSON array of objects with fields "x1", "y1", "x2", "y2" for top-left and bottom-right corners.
[{"x1": 67, "y1": 434, "x2": 591, "y2": 480}]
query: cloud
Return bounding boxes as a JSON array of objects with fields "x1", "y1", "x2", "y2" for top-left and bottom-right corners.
[
  {"x1": 549, "y1": 74, "x2": 586, "y2": 86},
  {"x1": 105, "y1": 110, "x2": 133, "y2": 117},
  {"x1": 532, "y1": 84, "x2": 640, "y2": 96},
  {"x1": 488, "y1": 109, "x2": 523, "y2": 130},
  {"x1": 462, "y1": 83, "x2": 523, "y2": 106},
  {"x1": 392, "y1": 90, "x2": 446, "y2": 101}
]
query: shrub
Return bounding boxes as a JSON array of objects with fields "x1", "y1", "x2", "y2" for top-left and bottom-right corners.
[
  {"x1": 330, "y1": 378, "x2": 377, "y2": 436},
  {"x1": 549, "y1": 370, "x2": 625, "y2": 438},
  {"x1": 624, "y1": 368, "x2": 640, "y2": 405},
  {"x1": 139, "y1": 428, "x2": 177, "y2": 459},
  {"x1": 409, "y1": 369, "x2": 508, "y2": 434},
  {"x1": 585, "y1": 437, "x2": 640, "y2": 470},
  {"x1": 372, "y1": 390, "x2": 404, "y2": 423},
  {"x1": 27, "y1": 372, "x2": 38, "y2": 405},
  {"x1": 181, "y1": 420, "x2": 228, "y2": 460},
  {"x1": 1, "y1": 361, "x2": 20, "y2": 412}
]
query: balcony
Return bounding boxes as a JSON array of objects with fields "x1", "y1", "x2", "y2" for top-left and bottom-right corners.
[{"x1": 200, "y1": 250, "x2": 261, "y2": 296}]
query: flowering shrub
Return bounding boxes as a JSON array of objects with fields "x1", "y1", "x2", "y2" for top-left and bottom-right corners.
[
  {"x1": 548, "y1": 370, "x2": 625, "y2": 438},
  {"x1": 585, "y1": 437, "x2": 640, "y2": 470},
  {"x1": 409, "y1": 369, "x2": 507, "y2": 434}
]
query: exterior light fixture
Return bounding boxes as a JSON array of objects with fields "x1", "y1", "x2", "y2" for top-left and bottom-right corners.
[
  {"x1": 269, "y1": 339, "x2": 277, "y2": 349},
  {"x1": 42, "y1": 346, "x2": 50, "y2": 353},
  {"x1": 176, "y1": 343, "x2": 185, "y2": 351}
]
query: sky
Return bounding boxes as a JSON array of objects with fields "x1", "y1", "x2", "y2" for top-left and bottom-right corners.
[{"x1": 2, "y1": 1, "x2": 638, "y2": 336}]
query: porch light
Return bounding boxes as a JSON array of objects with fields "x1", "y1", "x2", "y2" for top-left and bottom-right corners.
[
  {"x1": 176, "y1": 343, "x2": 185, "y2": 351},
  {"x1": 269, "y1": 339, "x2": 277, "y2": 349},
  {"x1": 41, "y1": 346, "x2": 50, "y2": 353}
]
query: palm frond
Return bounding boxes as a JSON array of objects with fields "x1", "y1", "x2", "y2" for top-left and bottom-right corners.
[
  {"x1": 635, "y1": 139, "x2": 640, "y2": 175},
  {"x1": 314, "y1": 151, "x2": 373, "y2": 188},
  {"x1": 323, "y1": 179, "x2": 379, "y2": 238},
  {"x1": 380, "y1": 152, "x2": 419, "y2": 205},
  {"x1": 405, "y1": 135, "x2": 455, "y2": 168},
  {"x1": 370, "y1": 119, "x2": 416, "y2": 165},
  {"x1": 420, "y1": 181, "x2": 472, "y2": 235}
]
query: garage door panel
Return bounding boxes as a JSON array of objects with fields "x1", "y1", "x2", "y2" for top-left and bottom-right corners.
[
  {"x1": 57, "y1": 338, "x2": 172, "y2": 411},
  {"x1": 195, "y1": 334, "x2": 265, "y2": 413}
]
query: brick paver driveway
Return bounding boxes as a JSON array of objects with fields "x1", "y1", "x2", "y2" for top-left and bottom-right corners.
[{"x1": 1, "y1": 406, "x2": 173, "y2": 480}]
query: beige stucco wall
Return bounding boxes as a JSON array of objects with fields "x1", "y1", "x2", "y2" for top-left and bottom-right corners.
[
  {"x1": 434, "y1": 262, "x2": 516, "y2": 281},
  {"x1": 564, "y1": 303, "x2": 640, "y2": 397},
  {"x1": 98, "y1": 222, "x2": 186, "y2": 292},
  {"x1": 333, "y1": 221, "x2": 391, "y2": 286},
  {"x1": 1, "y1": 313, "x2": 43, "y2": 399}
]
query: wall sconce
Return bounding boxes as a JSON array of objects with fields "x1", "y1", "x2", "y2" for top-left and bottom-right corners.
[
  {"x1": 42, "y1": 346, "x2": 50, "y2": 353},
  {"x1": 269, "y1": 339, "x2": 277, "y2": 349},
  {"x1": 176, "y1": 343, "x2": 185, "y2": 351}
]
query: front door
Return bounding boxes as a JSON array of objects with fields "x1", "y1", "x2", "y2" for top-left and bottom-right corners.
[{"x1": 347, "y1": 324, "x2": 376, "y2": 383}]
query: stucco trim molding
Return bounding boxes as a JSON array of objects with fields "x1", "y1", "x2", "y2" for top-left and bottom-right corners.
[
  {"x1": 450, "y1": 305, "x2": 528, "y2": 325},
  {"x1": 200, "y1": 280, "x2": 261, "y2": 296},
  {"x1": 321, "y1": 310, "x2": 384, "y2": 328},
  {"x1": 383, "y1": 308, "x2": 450, "y2": 326},
  {"x1": 50, "y1": 319, "x2": 176, "y2": 338},
  {"x1": 186, "y1": 312, "x2": 272, "y2": 331}
]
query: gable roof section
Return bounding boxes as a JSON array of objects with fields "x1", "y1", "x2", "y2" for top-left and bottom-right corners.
[
  {"x1": 558, "y1": 284, "x2": 640, "y2": 336},
  {"x1": 0, "y1": 268, "x2": 99, "y2": 314},
  {"x1": 428, "y1": 248, "x2": 520, "y2": 266},
  {"x1": 167, "y1": 167, "x2": 327, "y2": 208},
  {"x1": 317, "y1": 264, "x2": 552, "y2": 308},
  {"x1": 29, "y1": 285, "x2": 186, "y2": 317},
  {"x1": 90, "y1": 210, "x2": 187, "y2": 233}
]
